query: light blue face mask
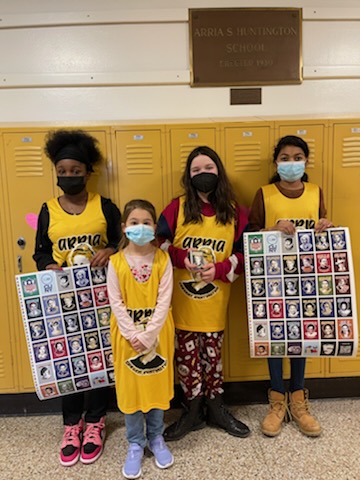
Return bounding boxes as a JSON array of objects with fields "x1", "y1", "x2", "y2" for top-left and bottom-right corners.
[
  {"x1": 125, "y1": 224, "x2": 155, "y2": 246},
  {"x1": 277, "y1": 161, "x2": 305, "y2": 182}
]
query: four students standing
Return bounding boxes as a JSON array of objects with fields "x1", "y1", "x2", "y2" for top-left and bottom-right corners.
[{"x1": 33, "y1": 134, "x2": 336, "y2": 475}]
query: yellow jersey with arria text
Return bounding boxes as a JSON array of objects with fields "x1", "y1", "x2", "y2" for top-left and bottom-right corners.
[
  {"x1": 172, "y1": 196, "x2": 235, "y2": 332},
  {"x1": 262, "y1": 183, "x2": 320, "y2": 230},
  {"x1": 110, "y1": 249, "x2": 174, "y2": 414},
  {"x1": 47, "y1": 192, "x2": 108, "y2": 266}
]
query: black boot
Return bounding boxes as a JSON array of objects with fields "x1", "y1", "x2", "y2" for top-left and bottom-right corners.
[
  {"x1": 206, "y1": 395, "x2": 250, "y2": 438},
  {"x1": 163, "y1": 396, "x2": 206, "y2": 441}
]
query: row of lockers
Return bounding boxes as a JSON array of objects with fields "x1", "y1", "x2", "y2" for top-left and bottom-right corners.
[{"x1": 0, "y1": 117, "x2": 359, "y2": 393}]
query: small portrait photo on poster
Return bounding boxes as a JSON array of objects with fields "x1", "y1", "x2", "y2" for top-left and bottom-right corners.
[
  {"x1": 315, "y1": 231, "x2": 330, "y2": 251},
  {"x1": 54, "y1": 359, "x2": 71, "y2": 380},
  {"x1": 252, "y1": 300, "x2": 267, "y2": 319},
  {"x1": 71, "y1": 355, "x2": 88, "y2": 376},
  {"x1": 320, "y1": 320, "x2": 336, "y2": 340},
  {"x1": 251, "y1": 278, "x2": 266, "y2": 297},
  {"x1": 50, "y1": 337, "x2": 68, "y2": 358},
  {"x1": 254, "y1": 343, "x2": 269, "y2": 357},
  {"x1": 283, "y1": 255, "x2": 298, "y2": 275},
  {"x1": 333, "y1": 252, "x2": 349, "y2": 273},
  {"x1": 250, "y1": 257, "x2": 264, "y2": 276},
  {"x1": 33, "y1": 341, "x2": 50, "y2": 363},
  {"x1": 84, "y1": 332, "x2": 100, "y2": 351},
  {"x1": 73, "y1": 266, "x2": 91, "y2": 289},
  {"x1": 302, "y1": 299, "x2": 317, "y2": 318},
  {"x1": 338, "y1": 319, "x2": 353, "y2": 340},
  {"x1": 330, "y1": 230, "x2": 347, "y2": 251},
  {"x1": 64, "y1": 314, "x2": 80, "y2": 334},
  {"x1": 29, "y1": 319, "x2": 46, "y2": 341},
  {"x1": 42, "y1": 294, "x2": 60, "y2": 316},
  {"x1": 335, "y1": 275, "x2": 351, "y2": 295},
  {"x1": 303, "y1": 320, "x2": 319, "y2": 340},
  {"x1": 46, "y1": 317, "x2": 64, "y2": 337},
  {"x1": 91, "y1": 267, "x2": 107, "y2": 285},
  {"x1": 301, "y1": 277, "x2": 316, "y2": 296},
  {"x1": 68, "y1": 334, "x2": 85, "y2": 355},
  {"x1": 270, "y1": 321, "x2": 285, "y2": 340},
  {"x1": 60, "y1": 292, "x2": 77, "y2": 312},
  {"x1": 337, "y1": 298, "x2": 352, "y2": 317},
  {"x1": 319, "y1": 298, "x2": 334, "y2": 317},
  {"x1": 298, "y1": 232, "x2": 314, "y2": 252},
  {"x1": 25, "y1": 298, "x2": 43, "y2": 319},
  {"x1": 316, "y1": 253, "x2": 332, "y2": 274}
]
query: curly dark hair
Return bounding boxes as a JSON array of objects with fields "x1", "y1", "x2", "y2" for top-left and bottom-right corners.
[
  {"x1": 44, "y1": 129, "x2": 102, "y2": 172},
  {"x1": 181, "y1": 146, "x2": 237, "y2": 225}
]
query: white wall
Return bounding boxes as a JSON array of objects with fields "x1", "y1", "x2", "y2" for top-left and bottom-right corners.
[{"x1": 0, "y1": 0, "x2": 360, "y2": 123}]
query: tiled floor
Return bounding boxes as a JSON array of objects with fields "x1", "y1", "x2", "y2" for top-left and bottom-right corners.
[{"x1": 1, "y1": 398, "x2": 359, "y2": 480}]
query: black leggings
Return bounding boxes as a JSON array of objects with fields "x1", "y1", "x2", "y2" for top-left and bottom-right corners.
[{"x1": 62, "y1": 387, "x2": 109, "y2": 425}]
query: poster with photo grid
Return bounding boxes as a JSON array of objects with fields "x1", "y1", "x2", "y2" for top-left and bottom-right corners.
[
  {"x1": 244, "y1": 228, "x2": 358, "y2": 358},
  {"x1": 15, "y1": 265, "x2": 114, "y2": 400}
]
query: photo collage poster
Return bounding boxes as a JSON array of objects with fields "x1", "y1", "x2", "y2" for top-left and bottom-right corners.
[
  {"x1": 244, "y1": 228, "x2": 358, "y2": 358},
  {"x1": 16, "y1": 265, "x2": 114, "y2": 400}
]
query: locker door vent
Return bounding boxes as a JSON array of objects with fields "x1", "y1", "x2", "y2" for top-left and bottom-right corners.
[
  {"x1": 233, "y1": 142, "x2": 261, "y2": 171},
  {"x1": 342, "y1": 137, "x2": 360, "y2": 167},
  {"x1": 125, "y1": 145, "x2": 154, "y2": 175},
  {"x1": 179, "y1": 144, "x2": 201, "y2": 173},
  {"x1": 14, "y1": 146, "x2": 44, "y2": 177},
  {"x1": 305, "y1": 139, "x2": 316, "y2": 169}
]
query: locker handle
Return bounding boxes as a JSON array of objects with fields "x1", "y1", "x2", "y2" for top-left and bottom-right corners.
[{"x1": 17, "y1": 255, "x2": 23, "y2": 273}]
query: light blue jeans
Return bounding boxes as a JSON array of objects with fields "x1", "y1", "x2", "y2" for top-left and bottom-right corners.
[{"x1": 125, "y1": 408, "x2": 164, "y2": 448}]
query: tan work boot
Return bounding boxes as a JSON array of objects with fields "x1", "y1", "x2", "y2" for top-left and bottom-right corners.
[
  {"x1": 289, "y1": 389, "x2": 321, "y2": 437},
  {"x1": 261, "y1": 390, "x2": 289, "y2": 437}
]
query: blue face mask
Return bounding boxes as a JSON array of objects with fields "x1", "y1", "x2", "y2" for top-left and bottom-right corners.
[
  {"x1": 277, "y1": 161, "x2": 305, "y2": 182},
  {"x1": 125, "y1": 224, "x2": 155, "y2": 246}
]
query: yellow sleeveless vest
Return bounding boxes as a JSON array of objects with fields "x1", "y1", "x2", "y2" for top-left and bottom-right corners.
[
  {"x1": 262, "y1": 183, "x2": 320, "y2": 229},
  {"x1": 172, "y1": 196, "x2": 235, "y2": 332},
  {"x1": 109, "y1": 249, "x2": 174, "y2": 414},
  {"x1": 47, "y1": 192, "x2": 108, "y2": 266}
]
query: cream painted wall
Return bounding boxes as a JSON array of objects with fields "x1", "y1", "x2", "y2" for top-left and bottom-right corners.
[{"x1": 0, "y1": 0, "x2": 360, "y2": 122}]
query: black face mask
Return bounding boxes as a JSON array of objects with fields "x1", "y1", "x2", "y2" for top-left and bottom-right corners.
[
  {"x1": 57, "y1": 176, "x2": 86, "y2": 195},
  {"x1": 191, "y1": 172, "x2": 218, "y2": 193}
]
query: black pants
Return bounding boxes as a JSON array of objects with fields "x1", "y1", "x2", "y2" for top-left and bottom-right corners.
[{"x1": 62, "y1": 387, "x2": 109, "y2": 425}]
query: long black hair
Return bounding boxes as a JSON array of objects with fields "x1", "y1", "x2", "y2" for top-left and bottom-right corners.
[
  {"x1": 270, "y1": 135, "x2": 309, "y2": 184},
  {"x1": 181, "y1": 146, "x2": 236, "y2": 225}
]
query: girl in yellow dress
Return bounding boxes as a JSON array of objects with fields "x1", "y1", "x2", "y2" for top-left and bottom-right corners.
[{"x1": 107, "y1": 199, "x2": 175, "y2": 480}]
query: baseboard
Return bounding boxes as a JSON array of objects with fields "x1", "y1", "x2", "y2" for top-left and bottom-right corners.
[{"x1": 1, "y1": 377, "x2": 359, "y2": 416}]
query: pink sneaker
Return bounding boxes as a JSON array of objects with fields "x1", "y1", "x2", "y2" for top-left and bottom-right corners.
[
  {"x1": 60, "y1": 420, "x2": 83, "y2": 467},
  {"x1": 80, "y1": 416, "x2": 106, "y2": 464}
]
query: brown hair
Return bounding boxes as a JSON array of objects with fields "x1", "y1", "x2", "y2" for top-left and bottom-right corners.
[{"x1": 119, "y1": 199, "x2": 157, "y2": 249}]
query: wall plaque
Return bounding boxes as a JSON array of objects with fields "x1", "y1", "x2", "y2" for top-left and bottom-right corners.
[{"x1": 189, "y1": 8, "x2": 302, "y2": 87}]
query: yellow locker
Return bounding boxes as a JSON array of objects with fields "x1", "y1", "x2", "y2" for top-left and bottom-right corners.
[
  {"x1": 275, "y1": 122, "x2": 327, "y2": 194},
  {"x1": 222, "y1": 122, "x2": 274, "y2": 207},
  {"x1": 113, "y1": 127, "x2": 165, "y2": 216},
  {"x1": 222, "y1": 123, "x2": 274, "y2": 380},
  {"x1": 0, "y1": 127, "x2": 111, "y2": 393},
  {"x1": 167, "y1": 124, "x2": 219, "y2": 200},
  {"x1": 1, "y1": 131, "x2": 55, "y2": 390},
  {"x1": 0, "y1": 144, "x2": 17, "y2": 391},
  {"x1": 327, "y1": 121, "x2": 360, "y2": 376}
]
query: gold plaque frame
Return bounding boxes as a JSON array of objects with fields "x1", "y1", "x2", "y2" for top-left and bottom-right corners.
[{"x1": 189, "y1": 8, "x2": 302, "y2": 87}]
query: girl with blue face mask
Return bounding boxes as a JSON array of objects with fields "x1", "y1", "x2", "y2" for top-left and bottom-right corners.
[
  {"x1": 107, "y1": 199, "x2": 175, "y2": 479},
  {"x1": 248, "y1": 135, "x2": 334, "y2": 439}
]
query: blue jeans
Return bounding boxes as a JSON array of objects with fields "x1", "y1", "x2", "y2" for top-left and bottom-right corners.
[
  {"x1": 125, "y1": 409, "x2": 164, "y2": 448},
  {"x1": 268, "y1": 358, "x2": 306, "y2": 394}
]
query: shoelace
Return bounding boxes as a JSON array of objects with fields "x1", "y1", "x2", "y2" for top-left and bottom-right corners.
[
  {"x1": 62, "y1": 424, "x2": 82, "y2": 447},
  {"x1": 269, "y1": 398, "x2": 291, "y2": 420},
  {"x1": 83, "y1": 422, "x2": 104, "y2": 446}
]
